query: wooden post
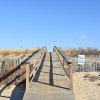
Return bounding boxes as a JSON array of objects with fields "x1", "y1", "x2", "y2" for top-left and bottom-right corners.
[
  {"x1": 63, "y1": 59, "x2": 65, "y2": 67},
  {"x1": 26, "y1": 63, "x2": 30, "y2": 91},
  {"x1": 63, "y1": 61, "x2": 67, "y2": 76},
  {"x1": 69, "y1": 63, "x2": 73, "y2": 91},
  {"x1": 64, "y1": 60, "x2": 66, "y2": 69}
]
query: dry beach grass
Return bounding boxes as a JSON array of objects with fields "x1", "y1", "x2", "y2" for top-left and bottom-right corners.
[{"x1": 0, "y1": 49, "x2": 39, "y2": 56}]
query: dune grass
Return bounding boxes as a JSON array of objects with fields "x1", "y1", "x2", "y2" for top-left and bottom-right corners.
[{"x1": 0, "y1": 48, "x2": 40, "y2": 56}]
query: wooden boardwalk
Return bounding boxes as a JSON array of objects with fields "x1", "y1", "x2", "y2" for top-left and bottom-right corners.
[{"x1": 23, "y1": 52, "x2": 75, "y2": 100}]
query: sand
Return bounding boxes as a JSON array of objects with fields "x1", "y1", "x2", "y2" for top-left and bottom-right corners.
[
  {"x1": 0, "y1": 72, "x2": 100, "y2": 100},
  {"x1": 73, "y1": 72, "x2": 100, "y2": 100},
  {"x1": 0, "y1": 85, "x2": 16, "y2": 100},
  {"x1": 0, "y1": 84, "x2": 25, "y2": 100}
]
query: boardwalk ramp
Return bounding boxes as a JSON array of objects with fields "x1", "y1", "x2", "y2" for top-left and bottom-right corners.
[{"x1": 23, "y1": 52, "x2": 75, "y2": 100}]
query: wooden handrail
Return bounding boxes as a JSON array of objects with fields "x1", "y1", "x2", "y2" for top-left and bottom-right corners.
[
  {"x1": 25, "y1": 47, "x2": 47, "y2": 90},
  {"x1": 53, "y1": 46, "x2": 73, "y2": 90},
  {"x1": 25, "y1": 62, "x2": 30, "y2": 90},
  {"x1": 0, "y1": 48, "x2": 40, "y2": 85}
]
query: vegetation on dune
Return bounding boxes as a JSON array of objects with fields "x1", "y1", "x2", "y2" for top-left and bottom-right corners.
[
  {"x1": 59, "y1": 47, "x2": 100, "y2": 57},
  {"x1": 0, "y1": 48, "x2": 40, "y2": 56}
]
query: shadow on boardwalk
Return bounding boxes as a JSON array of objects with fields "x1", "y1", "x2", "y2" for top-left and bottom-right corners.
[
  {"x1": 49, "y1": 52, "x2": 54, "y2": 85},
  {"x1": 33, "y1": 52, "x2": 46, "y2": 82},
  {"x1": 32, "y1": 52, "x2": 70, "y2": 90},
  {"x1": 0, "y1": 81, "x2": 25, "y2": 100},
  {"x1": 10, "y1": 53, "x2": 47, "y2": 100},
  {"x1": 10, "y1": 81, "x2": 25, "y2": 100}
]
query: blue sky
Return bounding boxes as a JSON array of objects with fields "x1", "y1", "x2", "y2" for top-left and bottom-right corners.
[{"x1": 0, "y1": 0, "x2": 100, "y2": 51}]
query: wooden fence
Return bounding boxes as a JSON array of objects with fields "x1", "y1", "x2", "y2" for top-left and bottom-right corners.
[
  {"x1": 0, "y1": 51, "x2": 39, "y2": 85},
  {"x1": 72, "y1": 55, "x2": 100, "y2": 72},
  {"x1": 0, "y1": 58, "x2": 26, "y2": 85}
]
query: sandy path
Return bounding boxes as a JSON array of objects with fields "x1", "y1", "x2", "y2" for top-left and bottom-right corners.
[{"x1": 73, "y1": 72, "x2": 100, "y2": 100}]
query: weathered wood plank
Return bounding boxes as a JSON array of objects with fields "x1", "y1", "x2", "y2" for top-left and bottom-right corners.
[{"x1": 23, "y1": 52, "x2": 75, "y2": 100}]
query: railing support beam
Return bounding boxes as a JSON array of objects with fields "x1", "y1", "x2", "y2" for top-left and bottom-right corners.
[
  {"x1": 26, "y1": 63, "x2": 30, "y2": 91},
  {"x1": 69, "y1": 63, "x2": 73, "y2": 90}
]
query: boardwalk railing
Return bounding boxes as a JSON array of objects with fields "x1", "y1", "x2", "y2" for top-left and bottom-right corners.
[
  {"x1": 0, "y1": 47, "x2": 47, "y2": 91},
  {"x1": 53, "y1": 46, "x2": 73, "y2": 90},
  {"x1": 25, "y1": 47, "x2": 47, "y2": 90},
  {"x1": 0, "y1": 49, "x2": 40, "y2": 85}
]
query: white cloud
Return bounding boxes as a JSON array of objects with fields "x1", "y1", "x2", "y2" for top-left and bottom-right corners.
[{"x1": 81, "y1": 34, "x2": 86, "y2": 39}]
